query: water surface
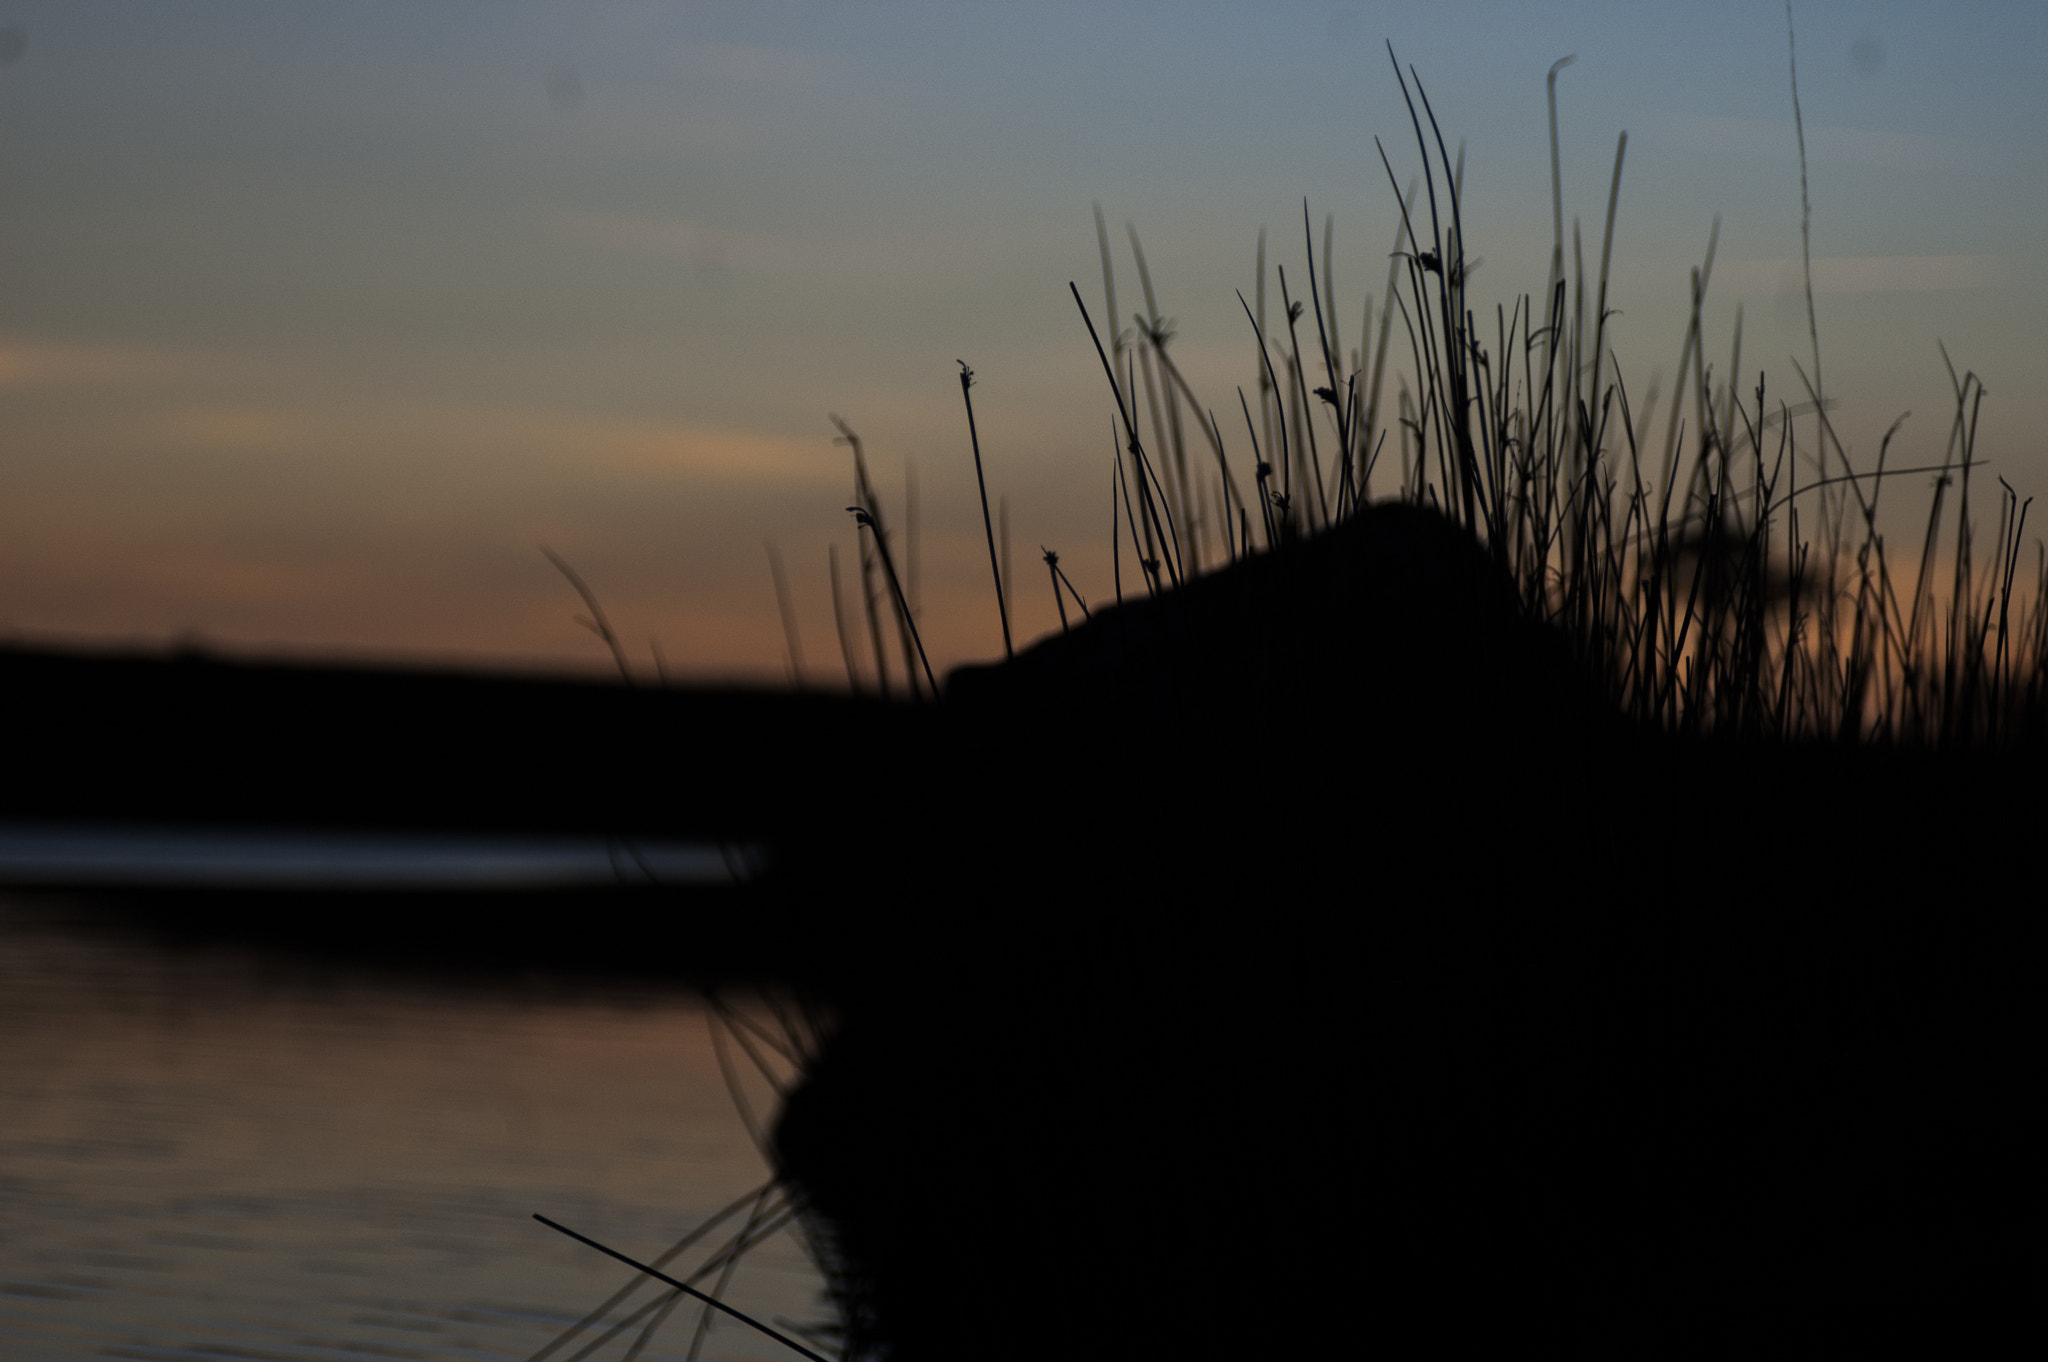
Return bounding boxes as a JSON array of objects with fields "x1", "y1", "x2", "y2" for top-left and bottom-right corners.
[{"x1": 0, "y1": 895, "x2": 825, "y2": 1362}]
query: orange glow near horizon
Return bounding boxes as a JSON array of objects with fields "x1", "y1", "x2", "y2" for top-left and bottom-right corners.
[{"x1": 0, "y1": 4, "x2": 2041, "y2": 683}]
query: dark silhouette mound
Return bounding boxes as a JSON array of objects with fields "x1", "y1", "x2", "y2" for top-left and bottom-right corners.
[{"x1": 772, "y1": 502, "x2": 2044, "y2": 1360}]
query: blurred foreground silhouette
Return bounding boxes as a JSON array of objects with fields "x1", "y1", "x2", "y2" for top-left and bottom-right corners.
[
  {"x1": 772, "y1": 500, "x2": 2044, "y2": 1360},
  {"x1": 6, "y1": 503, "x2": 2037, "y2": 1357}
]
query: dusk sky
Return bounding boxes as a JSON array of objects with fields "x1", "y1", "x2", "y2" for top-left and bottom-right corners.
[{"x1": 1, "y1": 1, "x2": 2042, "y2": 682}]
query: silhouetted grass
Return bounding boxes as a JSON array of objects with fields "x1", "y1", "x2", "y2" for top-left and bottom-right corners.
[
  {"x1": 531, "y1": 996, "x2": 839, "y2": 1362},
  {"x1": 1046, "y1": 58, "x2": 2044, "y2": 753}
]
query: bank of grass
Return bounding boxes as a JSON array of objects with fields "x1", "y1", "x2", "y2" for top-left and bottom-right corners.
[{"x1": 814, "y1": 62, "x2": 2043, "y2": 753}]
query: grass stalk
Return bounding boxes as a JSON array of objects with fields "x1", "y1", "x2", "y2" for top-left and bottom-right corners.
[
  {"x1": 958, "y1": 361, "x2": 1014, "y2": 658},
  {"x1": 765, "y1": 540, "x2": 806, "y2": 687},
  {"x1": 542, "y1": 548, "x2": 634, "y2": 684}
]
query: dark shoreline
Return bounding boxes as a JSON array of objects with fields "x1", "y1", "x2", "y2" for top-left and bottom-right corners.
[
  {"x1": 0, "y1": 640, "x2": 927, "y2": 840},
  {"x1": 0, "y1": 639, "x2": 917, "y2": 988}
]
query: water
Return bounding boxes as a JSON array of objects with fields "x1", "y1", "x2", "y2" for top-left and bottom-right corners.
[
  {"x1": 0, "y1": 894, "x2": 827, "y2": 1362},
  {"x1": 0, "y1": 823, "x2": 751, "y2": 890}
]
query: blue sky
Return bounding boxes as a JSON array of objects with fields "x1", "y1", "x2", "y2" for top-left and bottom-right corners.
[{"x1": 1, "y1": 1, "x2": 2042, "y2": 679}]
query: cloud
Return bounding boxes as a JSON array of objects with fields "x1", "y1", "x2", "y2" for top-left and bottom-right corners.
[
  {"x1": 520, "y1": 414, "x2": 839, "y2": 484},
  {"x1": 274, "y1": 402, "x2": 844, "y2": 487},
  {"x1": 551, "y1": 211, "x2": 789, "y2": 278},
  {"x1": 1804, "y1": 123, "x2": 1979, "y2": 172},
  {"x1": 136, "y1": 552, "x2": 358, "y2": 606},
  {"x1": 682, "y1": 43, "x2": 826, "y2": 88},
  {"x1": 145, "y1": 406, "x2": 314, "y2": 452},
  {"x1": 548, "y1": 106, "x2": 752, "y2": 159},
  {"x1": 1714, "y1": 255, "x2": 2006, "y2": 295},
  {"x1": 1665, "y1": 113, "x2": 1984, "y2": 172},
  {"x1": 0, "y1": 341, "x2": 196, "y2": 388}
]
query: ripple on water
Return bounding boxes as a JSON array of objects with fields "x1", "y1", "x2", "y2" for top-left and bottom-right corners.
[{"x1": 0, "y1": 895, "x2": 827, "y2": 1362}]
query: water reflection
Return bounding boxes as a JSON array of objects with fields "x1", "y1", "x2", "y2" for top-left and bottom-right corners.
[{"x1": 0, "y1": 895, "x2": 825, "y2": 1362}]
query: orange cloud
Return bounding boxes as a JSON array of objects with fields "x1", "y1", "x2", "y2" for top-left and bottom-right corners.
[
  {"x1": 0, "y1": 340, "x2": 194, "y2": 388},
  {"x1": 144, "y1": 406, "x2": 315, "y2": 453}
]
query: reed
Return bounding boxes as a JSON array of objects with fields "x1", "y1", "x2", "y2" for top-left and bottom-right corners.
[
  {"x1": 1040, "y1": 50, "x2": 2044, "y2": 752},
  {"x1": 806, "y1": 46, "x2": 2042, "y2": 752}
]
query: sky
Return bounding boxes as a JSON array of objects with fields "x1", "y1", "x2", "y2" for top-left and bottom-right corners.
[{"x1": 1, "y1": 1, "x2": 2042, "y2": 683}]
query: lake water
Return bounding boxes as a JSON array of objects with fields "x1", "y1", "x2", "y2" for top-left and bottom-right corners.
[
  {"x1": 0, "y1": 893, "x2": 830, "y2": 1362},
  {"x1": 0, "y1": 824, "x2": 751, "y2": 890}
]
